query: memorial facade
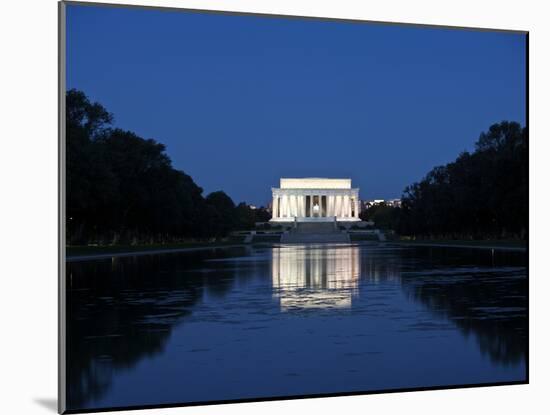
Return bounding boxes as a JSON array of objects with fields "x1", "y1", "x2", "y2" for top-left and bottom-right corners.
[{"x1": 270, "y1": 178, "x2": 361, "y2": 222}]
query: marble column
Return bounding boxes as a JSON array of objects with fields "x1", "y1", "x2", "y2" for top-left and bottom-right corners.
[
  {"x1": 289, "y1": 195, "x2": 294, "y2": 217},
  {"x1": 343, "y1": 195, "x2": 350, "y2": 218},
  {"x1": 272, "y1": 196, "x2": 278, "y2": 219}
]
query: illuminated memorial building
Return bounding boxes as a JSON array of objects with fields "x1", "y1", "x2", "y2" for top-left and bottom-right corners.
[{"x1": 270, "y1": 178, "x2": 361, "y2": 223}]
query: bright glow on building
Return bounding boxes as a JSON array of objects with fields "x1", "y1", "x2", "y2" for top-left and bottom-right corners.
[
  {"x1": 280, "y1": 178, "x2": 351, "y2": 190},
  {"x1": 271, "y1": 177, "x2": 360, "y2": 222}
]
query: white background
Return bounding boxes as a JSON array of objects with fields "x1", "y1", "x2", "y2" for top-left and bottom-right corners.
[{"x1": 0, "y1": 0, "x2": 547, "y2": 414}]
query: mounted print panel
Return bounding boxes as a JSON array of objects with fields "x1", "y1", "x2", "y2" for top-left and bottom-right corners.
[{"x1": 59, "y1": 1, "x2": 528, "y2": 413}]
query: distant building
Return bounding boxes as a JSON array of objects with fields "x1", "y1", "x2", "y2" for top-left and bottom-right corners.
[
  {"x1": 387, "y1": 199, "x2": 402, "y2": 208},
  {"x1": 361, "y1": 198, "x2": 402, "y2": 209},
  {"x1": 361, "y1": 199, "x2": 384, "y2": 210}
]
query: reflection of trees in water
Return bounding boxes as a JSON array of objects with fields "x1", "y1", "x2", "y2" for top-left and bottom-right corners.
[
  {"x1": 66, "y1": 248, "x2": 252, "y2": 410},
  {"x1": 397, "y1": 247, "x2": 527, "y2": 366},
  {"x1": 359, "y1": 247, "x2": 403, "y2": 283}
]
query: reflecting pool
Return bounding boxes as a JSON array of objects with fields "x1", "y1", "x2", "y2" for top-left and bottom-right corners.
[{"x1": 66, "y1": 243, "x2": 527, "y2": 411}]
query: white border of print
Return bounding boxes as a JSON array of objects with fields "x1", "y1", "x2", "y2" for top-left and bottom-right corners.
[{"x1": 1, "y1": 1, "x2": 547, "y2": 415}]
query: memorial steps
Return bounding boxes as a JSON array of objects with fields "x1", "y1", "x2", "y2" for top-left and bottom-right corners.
[
  {"x1": 293, "y1": 222, "x2": 338, "y2": 234},
  {"x1": 280, "y1": 222, "x2": 351, "y2": 244}
]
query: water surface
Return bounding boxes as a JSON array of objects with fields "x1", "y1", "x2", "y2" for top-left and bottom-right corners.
[{"x1": 66, "y1": 243, "x2": 527, "y2": 411}]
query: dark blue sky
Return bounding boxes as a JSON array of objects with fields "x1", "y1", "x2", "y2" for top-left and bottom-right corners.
[{"x1": 66, "y1": 4, "x2": 526, "y2": 206}]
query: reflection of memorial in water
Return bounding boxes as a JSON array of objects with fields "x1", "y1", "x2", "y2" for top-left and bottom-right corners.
[{"x1": 271, "y1": 246, "x2": 360, "y2": 310}]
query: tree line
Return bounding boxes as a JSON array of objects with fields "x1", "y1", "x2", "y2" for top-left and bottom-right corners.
[
  {"x1": 66, "y1": 89, "x2": 269, "y2": 245},
  {"x1": 68, "y1": 89, "x2": 527, "y2": 244},
  {"x1": 360, "y1": 121, "x2": 527, "y2": 240}
]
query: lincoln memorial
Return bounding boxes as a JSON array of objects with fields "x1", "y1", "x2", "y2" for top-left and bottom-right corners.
[{"x1": 270, "y1": 178, "x2": 361, "y2": 223}]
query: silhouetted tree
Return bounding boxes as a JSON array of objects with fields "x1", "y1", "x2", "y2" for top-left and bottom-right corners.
[
  {"x1": 398, "y1": 121, "x2": 527, "y2": 240},
  {"x1": 204, "y1": 191, "x2": 237, "y2": 237},
  {"x1": 66, "y1": 90, "x2": 257, "y2": 245},
  {"x1": 360, "y1": 204, "x2": 401, "y2": 230},
  {"x1": 235, "y1": 202, "x2": 256, "y2": 230},
  {"x1": 254, "y1": 207, "x2": 271, "y2": 223}
]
